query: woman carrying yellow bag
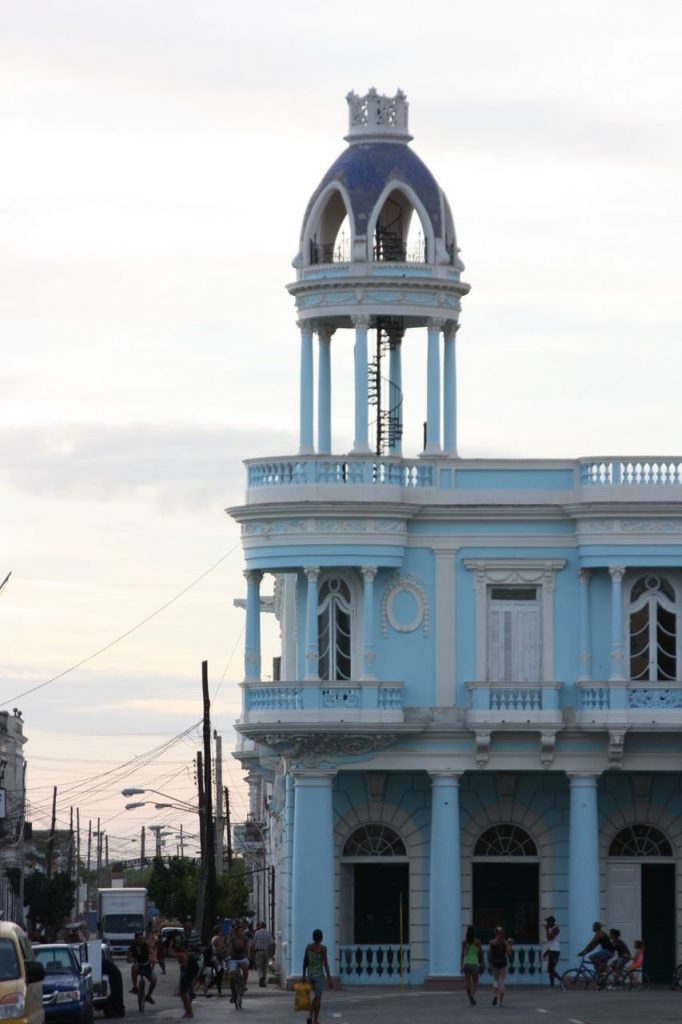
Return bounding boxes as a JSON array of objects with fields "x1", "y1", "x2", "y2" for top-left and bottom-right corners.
[{"x1": 301, "y1": 929, "x2": 333, "y2": 1024}]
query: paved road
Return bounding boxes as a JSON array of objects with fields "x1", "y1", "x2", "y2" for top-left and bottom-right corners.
[{"x1": 113, "y1": 963, "x2": 682, "y2": 1024}]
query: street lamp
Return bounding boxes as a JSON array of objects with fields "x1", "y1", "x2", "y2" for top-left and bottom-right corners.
[{"x1": 121, "y1": 788, "x2": 198, "y2": 811}]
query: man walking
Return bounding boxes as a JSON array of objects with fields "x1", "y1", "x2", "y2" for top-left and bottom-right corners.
[{"x1": 252, "y1": 921, "x2": 275, "y2": 988}]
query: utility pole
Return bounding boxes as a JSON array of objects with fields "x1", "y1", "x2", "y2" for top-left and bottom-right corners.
[
  {"x1": 96, "y1": 817, "x2": 101, "y2": 890},
  {"x1": 47, "y1": 786, "x2": 57, "y2": 879},
  {"x1": 224, "y1": 786, "x2": 233, "y2": 869},
  {"x1": 202, "y1": 661, "x2": 216, "y2": 943},
  {"x1": 105, "y1": 834, "x2": 109, "y2": 870},
  {"x1": 195, "y1": 750, "x2": 206, "y2": 940},
  {"x1": 140, "y1": 826, "x2": 145, "y2": 867},
  {"x1": 75, "y1": 808, "x2": 81, "y2": 917},
  {"x1": 214, "y1": 731, "x2": 223, "y2": 874},
  {"x1": 67, "y1": 806, "x2": 74, "y2": 879},
  {"x1": 179, "y1": 825, "x2": 184, "y2": 858},
  {"x1": 86, "y1": 820, "x2": 92, "y2": 908}
]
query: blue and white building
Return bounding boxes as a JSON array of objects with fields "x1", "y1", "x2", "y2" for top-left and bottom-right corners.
[{"x1": 230, "y1": 89, "x2": 682, "y2": 987}]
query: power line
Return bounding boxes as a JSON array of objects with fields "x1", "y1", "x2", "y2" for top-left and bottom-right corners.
[{"x1": 1, "y1": 544, "x2": 240, "y2": 708}]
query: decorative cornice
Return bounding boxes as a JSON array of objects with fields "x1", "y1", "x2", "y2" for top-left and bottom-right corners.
[{"x1": 259, "y1": 732, "x2": 397, "y2": 767}]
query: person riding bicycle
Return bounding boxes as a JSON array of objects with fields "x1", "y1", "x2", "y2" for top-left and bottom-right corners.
[
  {"x1": 608, "y1": 928, "x2": 631, "y2": 974},
  {"x1": 627, "y1": 940, "x2": 644, "y2": 982},
  {"x1": 127, "y1": 931, "x2": 157, "y2": 1005},
  {"x1": 578, "y1": 921, "x2": 614, "y2": 979},
  {"x1": 225, "y1": 922, "x2": 250, "y2": 1004}
]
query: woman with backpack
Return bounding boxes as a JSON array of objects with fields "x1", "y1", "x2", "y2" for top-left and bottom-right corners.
[{"x1": 488, "y1": 926, "x2": 513, "y2": 1007}]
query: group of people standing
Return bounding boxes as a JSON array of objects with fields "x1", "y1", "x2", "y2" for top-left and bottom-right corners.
[
  {"x1": 460, "y1": 925, "x2": 514, "y2": 1007},
  {"x1": 460, "y1": 916, "x2": 645, "y2": 1006}
]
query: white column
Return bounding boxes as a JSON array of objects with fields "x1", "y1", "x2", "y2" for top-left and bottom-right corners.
[
  {"x1": 577, "y1": 568, "x2": 592, "y2": 681},
  {"x1": 298, "y1": 321, "x2": 314, "y2": 454},
  {"x1": 291, "y1": 770, "x2": 336, "y2": 979},
  {"x1": 304, "y1": 566, "x2": 320, "y2": 681},
  {"x1": 361, "y1": 566, "x2": 377, "y2": 680},
  {"x1": 609, "y1": 565, "x2": 626, "y2": 680},
  {"x1": 568, "y1": 773, "x2": 600, "y2": 963},
  {"x1": 244, "y1": 570, "x2": 263, "y2": 682},
  {"x1": 425, "y1": 318, "x2": 444, "y2": 453},
  {"x1": 317, "y1": 326, "x2": 333, "y2": 455},
  {"x1": 442, "y1": 321, "x2": 458, "y2": 455},
  {"x1": 428, "y1": 772, "x2": 462, "y2": 979},
  {"x1": 352, "y1": 315, "x2": 370, "y2": 453}
]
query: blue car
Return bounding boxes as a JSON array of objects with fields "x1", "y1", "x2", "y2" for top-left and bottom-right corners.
[{"x1": 32, "y1": 944, "x2": 94, "y2": 1024}]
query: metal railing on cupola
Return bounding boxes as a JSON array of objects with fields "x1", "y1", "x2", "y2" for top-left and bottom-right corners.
[{"x1": 368, "y1": 316, "x2": 404, "y2": 456}]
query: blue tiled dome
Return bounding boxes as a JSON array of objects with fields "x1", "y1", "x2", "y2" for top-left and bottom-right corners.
[{"x1": 302, "y1": 142, "x2": 444, "y2": 240}]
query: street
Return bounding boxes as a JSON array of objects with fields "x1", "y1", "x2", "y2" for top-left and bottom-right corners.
[{"x1": 115, "y1": 964, "x2": 682, "y2": 1024}]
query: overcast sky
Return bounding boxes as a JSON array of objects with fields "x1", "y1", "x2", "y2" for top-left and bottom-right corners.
[{"x1": 3, "y1": 0, "x2": 682, "y2": 857}]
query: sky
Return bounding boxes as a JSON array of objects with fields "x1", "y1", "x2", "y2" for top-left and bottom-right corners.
[{"x1": 2, "y1": 0, "x2": 682, "y2": 861}]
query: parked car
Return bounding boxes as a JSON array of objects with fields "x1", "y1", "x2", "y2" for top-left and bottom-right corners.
[
  {"x1": 32, "y1": 945, "x2": 93, "y2": 1024},
  {"x1": 0, "y1": 921, "x2": 45, "y2": 1024}
]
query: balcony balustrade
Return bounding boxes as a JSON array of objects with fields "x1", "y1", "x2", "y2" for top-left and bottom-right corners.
[
  {"x1": 578, "y1": 681, "x2": 682, "y2": 726},
  {"x1": 466, "y1": 682, "x2": 562, "y2": 728},
  {"x1": 239, "y1": 680, "x2": 404, "y2": 726}
]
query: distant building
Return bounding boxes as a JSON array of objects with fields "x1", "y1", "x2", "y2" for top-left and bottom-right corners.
[
  {"x1": 231, "y1": 89, "x2": 682, "y2": 986},
  {"x1": 0, "y1": 709, "x2": 27, "y2": 922}
]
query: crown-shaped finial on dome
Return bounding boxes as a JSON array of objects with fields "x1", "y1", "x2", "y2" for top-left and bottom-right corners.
[{"x1": 345, "y1": 87, "x2": 413, "y2": 144}]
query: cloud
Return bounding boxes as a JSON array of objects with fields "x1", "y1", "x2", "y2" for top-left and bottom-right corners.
[{"x1": 0, "y1": 423, "x2": 295, "y2": 508}]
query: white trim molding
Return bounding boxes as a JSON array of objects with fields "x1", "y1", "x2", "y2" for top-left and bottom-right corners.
[{"x1": 464, "y1": 559, "x2": 566, "y2": 683}]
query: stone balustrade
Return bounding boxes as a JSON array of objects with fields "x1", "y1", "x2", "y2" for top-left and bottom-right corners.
[{"x1": 240, "y1": 681, "x2": 404, "y2": 724}]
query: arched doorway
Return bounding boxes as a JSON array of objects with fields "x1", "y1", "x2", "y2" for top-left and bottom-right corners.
[
  {"x1": 472, "y1": 824, "x2": 539, "y2": 943},
  {"x1": 606, "y1": 824, "x2": 675, "y2": 982},
  {"x1": 340, "y1": 824, "x2": 409, "y2": 945}
]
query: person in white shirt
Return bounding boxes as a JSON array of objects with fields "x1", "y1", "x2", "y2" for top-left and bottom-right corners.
[{"x1": 543, "y1": 915, "x2": 561, "y2": 987}]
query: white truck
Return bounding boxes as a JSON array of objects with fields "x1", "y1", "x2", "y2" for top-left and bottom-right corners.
[{"x1": 97, "y1": 887, "x2": 148, "y2": 954}]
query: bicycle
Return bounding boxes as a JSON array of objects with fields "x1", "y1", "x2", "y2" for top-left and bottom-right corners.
[
  {"x1": 233, "y1": 965, "x2": 244, "y2": 1011},
  {"x1": 560, "y1": 955, "x2": 608, "y2": 991},
  {"x1": 135, "y1": 964, "x2": 154, "y2": 1013},
  {"x1": 671, "y1": 962, "x2": 682, "y2": 989},
  {"x1": 612, "y1": 968, "x2": 651, "y2": 992}
]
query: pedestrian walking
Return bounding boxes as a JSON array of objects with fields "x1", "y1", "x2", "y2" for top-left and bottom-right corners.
[
  {"x1": 542, "y1": 916, "x2": 560, "y2": 987},
  {"x1": 302, "y1": 929, "x2": 333, "y2": 1024},
  {"x1": 461, "y1": 925, "x2": 484, "y2": 1006},
  {"x1": 488, "y1": 926, "x2": 513, "y2": 1007},
  {"x1": 252, "y1": 921, "x2": 275, "y2": 988}
]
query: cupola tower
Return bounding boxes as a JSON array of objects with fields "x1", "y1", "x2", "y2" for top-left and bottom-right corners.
[{"x1": 290, "y1": 88, "x2": 470, "y2": 457}]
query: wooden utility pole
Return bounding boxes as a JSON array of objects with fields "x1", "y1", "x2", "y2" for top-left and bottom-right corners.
[
  {"x1": 195, "y1": 750, "x2": 206, "y2": 939},
  {"x1": 96, "y1": 817, "x2": 101, "y2": 889},
  {"x1": 47, "y1": 786, "x2": 57, "y2": 879},
  {"x1": 140, "y1": 826, "x2": 145, "y2": 866},
  {"x1": 224, "y1": 786, "x2": 233, "y2": 868},
  {"x1": 214, "y1": 731, "x2": 224, "y2": 874},
  {"x1": 201, "y1": 662, "x2": 216, "y2": 942},
  {"x1": 75, "y1": 808, "x2": 81, "y2": 917},
  {"x1": 67, "y1": 806, "x2": 74, "y2": 879}
]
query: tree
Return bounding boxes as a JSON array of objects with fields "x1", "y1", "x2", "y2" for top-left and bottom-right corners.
[
  {"x1": 24, "y1": 871, "x2": 76, "y2": 939},
  {"x1": 216, "y1": 860, "x2": 249, "y2": 919},
  {"x1": 147, "y1": 857, "x2": 198, "y2": 921}
]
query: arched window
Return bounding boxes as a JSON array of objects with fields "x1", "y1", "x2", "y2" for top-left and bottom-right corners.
[
  {"x1": 629, "y1": 575, "x2": 677, "y2": 681},
  {"x1": 343, "y1": 824, "x2": 406, "y2": 857},
  {"x1": 373, "y1": 190, "x2": 427, "y2": 263},
  {"x1": 609, "y1": 824, "x2": 672, "y2": 857},
  {"x1": 318, "y1": 576, "x2": 353, "y2": 680},
  {"x1": 474, "y1": 824, "x2": 537, "y2": 857}
]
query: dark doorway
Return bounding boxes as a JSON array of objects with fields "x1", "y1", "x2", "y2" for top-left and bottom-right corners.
[
  {"x1": 353, "y1": 863, "x2": 409, "y2": 944},
  {"x1": 641, "y1": 863, "x2": 675, "y2": 982},
  {"x1": 473, "y1": 862, "x2": 539, "y2": 943}
]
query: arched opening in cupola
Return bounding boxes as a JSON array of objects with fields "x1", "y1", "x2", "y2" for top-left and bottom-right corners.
[
  {"x1": 308, "y1": 189, "x2": 351, "y2": 264},
  {"x1": 373, "y1": 188, "x2": 427, "y2": 263}
]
